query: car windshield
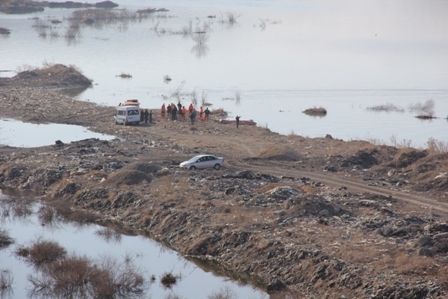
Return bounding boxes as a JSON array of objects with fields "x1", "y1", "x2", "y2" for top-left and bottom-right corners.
[{"x1": 188, "y1": 156, "x2": 201, "y2": 162}]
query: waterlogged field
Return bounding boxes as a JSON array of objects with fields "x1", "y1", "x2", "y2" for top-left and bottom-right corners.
[
  {"x1": 0, "y1": 191, "x2": 267, "y2": 298},
  {"x1": 1, "y1": 0, "x2": 447, "y2": 147}
]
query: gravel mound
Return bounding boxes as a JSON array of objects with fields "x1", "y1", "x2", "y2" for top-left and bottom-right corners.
[
  {"x1": 257, "y1": 146, "x2": 300, "y2": 161},
  {"x1": 104, "y1": 170, "x2": 152, "y2": 186}
]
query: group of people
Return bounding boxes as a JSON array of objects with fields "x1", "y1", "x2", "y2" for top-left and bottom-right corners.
[
  {"x1": 160, "y1": 102, "x2": 211, "y2": 124},
  {"x1": 140, "y1": 109, "x2": 152, "y2": 124}
]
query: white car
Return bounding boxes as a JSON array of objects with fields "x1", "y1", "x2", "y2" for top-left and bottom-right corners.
[{"x1": 179, "y1": 155, "x2": 224, "y2": 170}]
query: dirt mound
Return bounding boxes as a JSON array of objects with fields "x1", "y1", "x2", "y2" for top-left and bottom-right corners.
[
  {"x1": 12, "y1": 64, "x2": 92, "y2": 88},
  {"x1": 391, "y1": 149, "x2": 428, "y2": 168},
  {"x1": 341, "y1": 150, "x2": 378, "y2": 169},
  {"x1": 257, "y1": 146, "x2": 300, "y2": 161},
  {"x1": 104, "y1": 170, "x2": 152, "y2": 186},
  {"x1": 123, "y1": 162, "x2": 162, "y2": 174}
]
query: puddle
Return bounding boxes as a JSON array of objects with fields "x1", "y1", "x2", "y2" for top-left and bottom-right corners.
[
  {"x1": 0, "y1": 190, "x2": 267, "y2": 299},
  {"x1": 0, "y1": 118, "x2": 115, "y2": 148}
]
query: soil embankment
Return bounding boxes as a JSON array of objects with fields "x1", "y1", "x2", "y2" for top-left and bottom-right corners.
[{"x1": 1, "y1": 65, "x2": 448, "y2": 298}]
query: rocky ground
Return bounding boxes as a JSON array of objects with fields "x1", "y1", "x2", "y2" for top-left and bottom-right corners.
[{"x1": 1, "y1": 65, "x2": 448, "y2": 298}]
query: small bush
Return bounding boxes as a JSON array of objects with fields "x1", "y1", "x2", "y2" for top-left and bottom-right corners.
[
  {"x1": 15, "y1": 238, "x2": 67, "y2": 267},
  {"x1": 0, "y1": 230, "x2": 14, "y2": 248},
  {"x1": 427, "y1": 138, "x2": 448, "y2": 153},
  {"x1": 0, "y1": 269, "x2": 13, "y2": 294},
  {"x1": 160, "y1": 272, "x2": 179, "y2": 288},
  {"x1": 208, "y1": 286, "x2": 237, "y2": 299}
]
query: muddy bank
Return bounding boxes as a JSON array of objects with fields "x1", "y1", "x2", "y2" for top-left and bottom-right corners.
[
  {"x1": 1, "y1": 65, "x2": 448, "y2": 298},
  {"x1": 0, "y1": 0, "x2": 118, "y2": 14}
]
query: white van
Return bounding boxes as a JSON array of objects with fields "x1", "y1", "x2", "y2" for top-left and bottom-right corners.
[{"x1": 114, "y1": 106, "x2": 140, "y2": 125}]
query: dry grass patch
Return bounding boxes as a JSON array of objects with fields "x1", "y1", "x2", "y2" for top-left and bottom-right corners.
[{"x1": 257, "y1": 145, "x2": 300, "y2": 161}]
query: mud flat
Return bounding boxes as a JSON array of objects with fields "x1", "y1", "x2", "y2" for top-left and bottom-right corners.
[{"x1": 1, "y1": 65, "x2": 448, "y2": 298}]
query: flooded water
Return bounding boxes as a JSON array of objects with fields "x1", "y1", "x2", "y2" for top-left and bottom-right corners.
[
  {"x1": 0, "y1": 118, "x2": 115, "y2": 147},
  {"x1": 0, "y1": 190, "x2": 267, "y2": 299},
  {"x1": 1, "y1": 0, "x2": 448, "y2": 147}
]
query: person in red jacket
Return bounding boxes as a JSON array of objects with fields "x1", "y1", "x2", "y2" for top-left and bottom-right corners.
[
  {"x1": 188, "y1": 103, "x2": 194, "y2": 115},
  {"x1": 182, "y1": 106, "x2": 187, "y2": 120}
]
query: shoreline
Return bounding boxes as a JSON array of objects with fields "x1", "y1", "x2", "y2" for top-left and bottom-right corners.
[{"x1": 1, "y1": 66, "x2": 448, "y2": 298}]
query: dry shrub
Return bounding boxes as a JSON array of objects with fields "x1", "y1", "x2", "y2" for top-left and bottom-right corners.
[
  {"x1": 15, "y1": 238, "x2": 67, "y2": 267},
  {"x1": 160, "y1": 272, "x2": 179, "y2": 289},
  {"x1": 208, "y1": 286, "x2": 237, "y2": 299},
  {"x1": 37, "y1": 205, "x2": 59, "y2": 227},
  {"x1": 51, "y1": 201, "x2": 99, "y2": 224},
  {"x1": 0, "y1": 269, "x2": 13, "y2": 294},
  {"x1": 257, "y1": 145, "x2": 300, "y2": 161},
  {"x1": 0, "y1": 229, "x2": 14, "y2": 248},
  {"x1": 395, "y1": 254, "x2": 434, "y2": 275},
  {"x1": 427, "y1": 138, "x2": 448, "y2": 154},
  {"x1": 94, "y1": 227, "x2": 122, "y2": 243},
  {"x1": 28, "y1": 254, "x2": 148, "y2": 298}
]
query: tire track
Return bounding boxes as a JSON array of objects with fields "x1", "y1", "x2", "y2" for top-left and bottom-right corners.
[{"x1": 237, "y1": 162, "x2": 448, "y2": 217}]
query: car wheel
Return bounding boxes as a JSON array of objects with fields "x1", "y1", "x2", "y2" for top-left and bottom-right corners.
[
  {"x1": 214, "y1": 164, "x2": 221, "y2": 170},
  {"x1": 189, "y1": 166, "x2": 196, "y2": 170}
]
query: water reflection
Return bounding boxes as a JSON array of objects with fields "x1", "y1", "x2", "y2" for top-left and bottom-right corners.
[{"x1": 0, "y1": 190, "x2": 268, "y2": 299}]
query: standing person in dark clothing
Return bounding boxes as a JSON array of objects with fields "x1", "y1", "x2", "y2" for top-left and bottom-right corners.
[
  {"x1": 190, "y1": 109, "x2": 197, "y2": 125},
  {"x1": 177, "y1": 102, "x2": 182, "y2": 113},
  {"x1": 235, "y1": 115, "x2": 240, "y2": 129},
  {"x1": 144, "y1": 109, "x2": 149, "y2": 124},
  {"x1": 149, "y1": 110, "x2": 153, "y2": 123},
  {"x1": 204, "y1": 107, "x2": 211, "y2": 121},
  {"x1": 171, "y1": 106, "x2": 177, "y2": 121},
  {"x1": 167, "y1": 104, "x2": 172, "y2": 118},
  {"x1": 140, "y1": 109, "x2": 144, "y2": 123}
]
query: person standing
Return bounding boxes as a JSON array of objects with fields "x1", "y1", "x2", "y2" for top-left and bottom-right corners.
[
  {"x1": 188, "y1": 103, "x2": 194, "y2": 115},
  {"x1": 177, "y1": 102, "x2": 182, "y2": 113},
  {"x1": 182, "y1": 106, "x2": 187, "y2": 121},
  {"x1": 199, "y1": 106, "x2": 204, "y2": 121},
  {"x1": 144, "y1": 109, "x2": 149, "y2": 124},
  {"x1": 140, "y1": 109, "x2": 144, "y2": 123},
  {"x1": 235, "y1": 115, "x2": 240, "y2": 129},
  {"x1": 190, "y1": 109, "x2": 197, "y2": 125},
  {"x1": 149, "y1": 110, "x2": 153, "y2": 123},
  {"x1": 204, "y1": 107, "x2": 211, "y2": 121},
  {"x1": 161, "y1": 104, "x2": 166, "y2": 119},
  {"x1": 171, "y1": 105, "x2": 177, "y2": 121}
]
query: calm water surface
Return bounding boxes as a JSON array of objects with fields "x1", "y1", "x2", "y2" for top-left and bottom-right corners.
[
  {"x1": 1, "y1": 0, "x2": 447, "y2": 147},
  {"x1": 0, "y1": 191, "x2": 267, "y2": 299},
  {"x1": 0, "y1": 118, "x2": 115, "y2": 147}
]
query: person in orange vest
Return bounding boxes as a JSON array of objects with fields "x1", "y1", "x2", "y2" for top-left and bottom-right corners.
[
  {"x1": 199, "y1": 106, "x2": 204, "y2": 121},
  {"x1": 161, "y1": 103, "x2": 166, "y2": 119},
  {"x1": 188, "y1": 103, "x2": 194, "y2": 115},
  {"x1": 182, "y1": 106, "x2": 187, "y2": 120}
]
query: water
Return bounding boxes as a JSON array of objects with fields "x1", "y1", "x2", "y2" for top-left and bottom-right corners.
[
  {"x1": 0, "y1": 190, "x2": 267, "y2": 298},
  {"x1": 1, "y1": 0, "x2": 448, "y2": 147},
  {"x1": 0, "y1": 118, "x2": 115, "y2": 147}
]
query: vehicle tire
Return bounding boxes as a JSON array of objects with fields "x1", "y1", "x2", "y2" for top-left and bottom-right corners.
[
  {"x1": 115, "y1": 121, "x2": 118, "y2": 125},
  {"x1": 214, "y1": 164, "x2": 221, "y2": 170},
  {"x1": 189, "y1": 166, "x2": 196, "y2": 170}
]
